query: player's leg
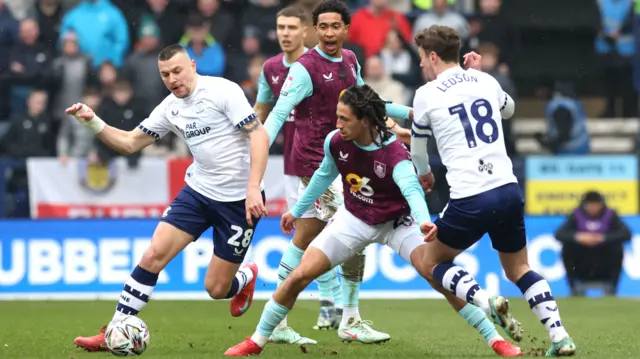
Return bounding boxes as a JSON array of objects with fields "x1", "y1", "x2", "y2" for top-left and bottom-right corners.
[
  {"x1": 206, "y1": 193, "x2": 264, "y2": 317},
  {"x1": 425, "y1": 196, "x2": 524, "y2": 343},
  {"x1": 74, "y1": 186, "x2": 207, "y2": 351},
  {"x1": 225, "y1": 207, "x2": 365, "y2": 356},
  {"x1": 386, "y1": 217, "x2": 522, "y2": 357}
]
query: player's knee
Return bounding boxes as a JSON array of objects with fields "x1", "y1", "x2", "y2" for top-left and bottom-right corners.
[{"x1": 204, "y1": 279, "x2": 231, "y2": 299}]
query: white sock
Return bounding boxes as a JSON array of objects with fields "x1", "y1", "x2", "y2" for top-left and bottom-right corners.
[
  {"x1": 440, "y1": 265, "x2": 492, "y2": 316},
  {"x1": 517, "y1": 271, "x2": 569, "y2": 343},
  {"x1": 250, "y1": 331, "x2": 270, "y2": 347},
  {"x1": 112, "y1": 266, "x2": 157, "y2": 321},
  {"x1": 340, "y1": 306, "x2": 361, "y2": 327}
]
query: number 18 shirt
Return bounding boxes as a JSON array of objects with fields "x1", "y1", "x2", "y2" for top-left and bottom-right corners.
[{"x1": 412, "y1": 67, "x2": 517, "y2": 199}]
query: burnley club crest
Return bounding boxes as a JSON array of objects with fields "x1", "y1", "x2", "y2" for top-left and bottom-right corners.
[{"x1": 374, "y1": 161, "x2": 386, "y2": 178}]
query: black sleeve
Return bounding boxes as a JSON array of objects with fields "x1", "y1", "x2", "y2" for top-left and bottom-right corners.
[
  {"x1": 555, "y1": 213, "x2": 578, "y2": 243},
  {"x1": 604, "y1": 211, "x2": 632, "y2": 244}
]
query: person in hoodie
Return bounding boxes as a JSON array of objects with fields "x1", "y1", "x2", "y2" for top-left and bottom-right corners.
[
  {"x1": 59, "y1": 0, "x2": 129, "y2": 68},
  {"x1": 179, "y1": 14, "x2": 225, "y2": 77},
  {"x1": 555, "y1": 191, "x2": 632, "y2": 296}
]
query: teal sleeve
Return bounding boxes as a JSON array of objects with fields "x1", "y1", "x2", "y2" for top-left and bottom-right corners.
[
  {"x1": 356, "y1": 59, "x2": 411, "y2": 120},
  {"x1": 356, "y1": 60, "x2": 365, "y2": 86},
  {"x1": 264, "y1": 63, "x2": 313, "y2": 146},
  {"x1": 392, "y1": 160, "x2": 431, "y2": 224},
  {"x1": 291, "y1": 132, "x2": 340, "y2": 218},
  {"x1": 385, "y1": 103, "x2": 411, "y2": 120},
  {"x1": 256, "y1": 70, "x2": 274, "y2": 104}
]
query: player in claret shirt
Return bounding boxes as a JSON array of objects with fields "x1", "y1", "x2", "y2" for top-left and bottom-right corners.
[{"x1": 224, "y1": 85, "x2": 523, "y2": 357}]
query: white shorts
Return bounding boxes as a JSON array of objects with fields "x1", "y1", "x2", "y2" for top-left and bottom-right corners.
[
  {"x1": 285, "y1": 175, "x2": 344, "y2": 222},
  {"x1": 309, "y1": 205, "x2": 424, "y2": 267}
]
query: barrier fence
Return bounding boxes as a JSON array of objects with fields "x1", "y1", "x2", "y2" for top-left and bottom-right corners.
[{"x1": 1, "y1": 216, "x2": 640, "y2": 300}]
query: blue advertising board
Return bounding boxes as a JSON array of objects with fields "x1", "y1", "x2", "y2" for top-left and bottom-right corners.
[{"x1": 1, "y1": 217, "x2": 639, "y2": 299}]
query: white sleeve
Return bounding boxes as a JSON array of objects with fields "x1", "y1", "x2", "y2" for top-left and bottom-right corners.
[
  {"x1": 138, "y1": 99, "x2": 172, "y2": 140},
  {"x1": 223, "y1": 80, "x2": 258, "y2": 129},
  {"x1": 499, "y1": 90, "x2": 515, "y2": 119},
  {"x1": 410, "y1": 88, "x2": 432, "y2": 175}
]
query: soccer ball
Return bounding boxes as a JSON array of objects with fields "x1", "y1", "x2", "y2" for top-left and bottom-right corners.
[{"x1": 105, "y1": 316, "x2": 150, "y2": 356}]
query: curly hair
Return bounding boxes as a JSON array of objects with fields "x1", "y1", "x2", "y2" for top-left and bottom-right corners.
[
  {"x1": 312, "y1": 0, "x2": 351, "y2": 26},
  {"x1": 339, "y1": 85, "x2": 392, "y2": 147}
]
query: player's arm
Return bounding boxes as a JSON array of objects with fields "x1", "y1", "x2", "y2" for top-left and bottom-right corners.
[
  {"x1": 254, "y1": 69, "x2": 275, "y2": 123},
  {"x1": 355, "y1": 60, "x2": 413, "y2": 121},
  {"x1": 65, "y1": 103, "x2": 162, "y2": 155},
  {"x1": 392, "y1": 160, "x2": 431, "y2": 224},
  {"x1": 290, "y1": 132, "x2": 340, "y2": 218},
  {"x1": 264, "y1": 62, "x2": 313, "y2": 146},
  {"x1": 409, "y1": 91, "x2": 433, "y2": 175},
  {"x1": 386, "y1": 118, "x2": 411, "y2": 145},
  {"x1": 226, "y1": 83, "x2": 270, "y2": 191}
]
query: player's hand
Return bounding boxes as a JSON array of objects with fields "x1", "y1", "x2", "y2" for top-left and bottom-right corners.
[
  {"x1": 65, "y1": 103, "x2": 95, "y2": 123},
  {"x1": 280, "y1": 211, "x2": 297, "y2": 235},
  {"x1": 245, "y1": 185, "x2": 267, "y2": 226},
  {"x1": 419, "y1": 172, "x2": 435, "y2": 194},
  {"x1": 463, "y1": 52, "x2": 482, "y2": 70},
  {"x1": 420, "y1": 222, "x2": 438, "y2": 242}
]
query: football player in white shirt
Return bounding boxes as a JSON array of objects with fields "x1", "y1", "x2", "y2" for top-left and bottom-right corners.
[
  {"x1": 69, "y1": 44, "x2": 270, "y2": 353},
  {"x1": 411, "y1": 26, "x2": 576, "y2": 357}
]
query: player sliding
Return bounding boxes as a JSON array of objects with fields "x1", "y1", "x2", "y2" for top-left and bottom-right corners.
[
  {"x1": 225, "y1": 85, "x2": 523, "y2": 357},
  {"x1": 70, "y1": 45, "x2": 269, "y2": 352},
  {"x1": 410, "y1": 26, "x2": 576, "y2": 357}
]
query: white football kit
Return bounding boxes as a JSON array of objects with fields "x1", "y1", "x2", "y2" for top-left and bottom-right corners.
[
  {"x1": 411, "y1": 67, "x2": 517, "y2": 199},
  {"x1": 139, "y1": 75, "x2": 264, "y2": 202}
]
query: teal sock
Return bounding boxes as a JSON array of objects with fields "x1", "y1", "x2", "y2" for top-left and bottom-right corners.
[
  {"x1": 459, "y1": 304, "x2": 502, "y2": 344},
  {"x1": 277, "y1": 242, "x2": 304, "y2": 286},
  {"x1": 252, "y1": 299, "x2": 290, "y2": 346},
  {"x1": 331, "y1": 270, "x2": 343, "y2": 309},
  {"x1": 316, "y1": 268, "x2": 339, "y2": 303}
]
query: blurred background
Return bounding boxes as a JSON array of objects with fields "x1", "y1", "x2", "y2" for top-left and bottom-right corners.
[{"x1": 1, "y1": 0, "x2": 640, "y2": 300}]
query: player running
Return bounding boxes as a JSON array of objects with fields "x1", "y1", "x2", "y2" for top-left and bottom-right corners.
[
  {"x1": 70, "y1": 44, "x2": 270, "y2": 352},
  {"x1": 410, "y1": 26, "x2": 576, "y2": 357},
  {"x1": 260, "y1": 0, "x2": 414, "y2": 343},
  {"x1": 224, "y1": 85, "x2": 523, "y2": 357},
  {"x1": 253, "y1": 6, "x2": 323, "y2": 344}
]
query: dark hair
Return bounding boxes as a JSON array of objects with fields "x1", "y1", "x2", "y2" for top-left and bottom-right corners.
[
  {"x1": 583, "y1": 191, "x2": 604, "y2": 204},
  {"x1": 312, "y1": 0, "x2": 351, "y2": 26},
  {"x1": 339, "y1": 85, "x2": 392, "y2": 147},
  {"x1": 158, "y1": 44, "x2": 187, "y2": 61},
  {"x1": 277, "y1": 6, "x2": 309, "y2": 23},
  {"x1": 414, "y1": 25, "x2": 460, "y2": 63},
  {"x1": 186, "y1": 13, "x2": 207, "y2": 28}
]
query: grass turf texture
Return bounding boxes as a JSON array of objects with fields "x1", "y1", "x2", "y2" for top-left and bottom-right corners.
[{"x1": 0, "y1": 297, "x2": 636, "y2": 358}]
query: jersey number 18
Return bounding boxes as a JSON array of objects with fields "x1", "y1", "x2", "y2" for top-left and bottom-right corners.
[{"x1": 448, "y1": 98, "x2": 499, "y2": 148}]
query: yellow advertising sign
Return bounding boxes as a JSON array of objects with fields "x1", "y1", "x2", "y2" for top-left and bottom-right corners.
[{"x1": 526, "y1": 180, "x2": 638, "y2": 215}]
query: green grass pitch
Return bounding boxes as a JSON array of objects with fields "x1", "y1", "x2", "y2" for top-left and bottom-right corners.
[{"x1": 0, "y1": 297, "x2": 637, "y2": 358}]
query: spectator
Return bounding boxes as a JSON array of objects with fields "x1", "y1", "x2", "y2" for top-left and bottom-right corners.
[
  {"x1": 465, "y1": 0, "x2": 518, "y2": 74},
  {"x1": 179, "y1": 14, "x2": 225, "y2": 77},
  {"x1": 412, "y1": 0, "x2": 469, "y2": 46},
  {"x1": 241, "y1": 54, "x2": 266, "y2": 104},
  {"x1": 196, "y1": 0, "x2": 235, "y2": 47},
  {"x1": 139, "y1": 0, "x2": 186, "y2": 47},
  {"x1": 59, "y1": 0, "x2": 129, "y2": 68},
  {"x1": 240, "y1": 0, "x2": 280, "y2": 56},
  {"x1": 57, "y1": 86, "x2": 100, "y2": 166},
  {"x1": 555, "y1": 191, "x2": 631, "y2": 296},
  {"x1": 95, "y1": 79, "x2": 143, "y2": 167},
  {"x1": 379, "y1": 29, "x2": 422, "y2": 99},
  {"x1": 0, "y1": 0, "x2": 19, "y2": 120},
  {"x1": 225, "y1": 27, "x2": 263, "y2": 83},
  {"x1": 93, "y1": 60, "x2": 118, "y2": 98},
  {"x1": 8, "y1": 18, "x2": 50, "y2": 115},
  {"x1": 123, "y1": 16, "x2": 166, "y2": 116},
  {"x1": 478, "y1": 43, "x2": 517, "y2": 156},
  {"x1": 349, "y1": 0, "x2": 412, "y2": 57},
  {"x1": 596, "y1": 0, "x2": 636, "y2": 118},
  {"x1": 26, "y1": 0, "x2": 63, "y2": 55},
  {"x1": 363, "y1": 55, "x2": 407, "y2": 105},
  {"x1": 2, "y1": 89, "x2": 54, "y2": 157},
  {"x1": 50, "y1": 30, "x2": 92, "y2": 124},
  {"x1": 534, "y1": 81, "x2": 590, "y2": 155}
]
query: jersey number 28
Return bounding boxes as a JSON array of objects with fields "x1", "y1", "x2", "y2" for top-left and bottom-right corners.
[{"x1": 448, "y1": 98, "x2": 499, "y2": 148}]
